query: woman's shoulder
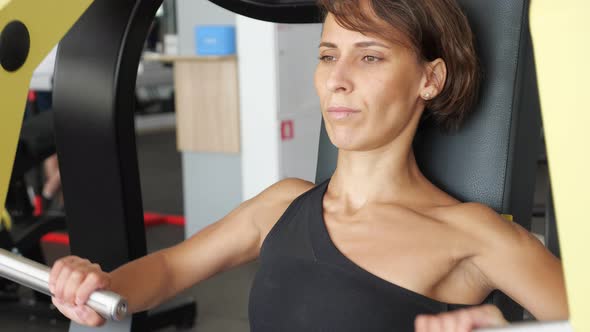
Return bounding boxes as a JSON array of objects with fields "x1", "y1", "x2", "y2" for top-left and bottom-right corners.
[
  {"x1": 441, "y1": 202, "x2": 520, "y2": 230},
  {"x1": 434, "y1": 204, "x2": 565, "y2": 320},
  {"x1": 434, "y1": 202, "x2": 535, "y2": 254},
  {"x1": 254, "y1": 177, "x2": 316, "y2": 204},
  {"x1": 246, "y1": 178, "x2": 315, "y2": 235}
]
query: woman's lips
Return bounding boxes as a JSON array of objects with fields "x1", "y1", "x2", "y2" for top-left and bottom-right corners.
[{"x1": 327, "y1": 107, "x2": 361, "y2": 120}]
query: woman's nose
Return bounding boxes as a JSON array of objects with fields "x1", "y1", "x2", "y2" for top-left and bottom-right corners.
[{"x1": 326, "y1": 61, "x2": 353, "y2": 93}]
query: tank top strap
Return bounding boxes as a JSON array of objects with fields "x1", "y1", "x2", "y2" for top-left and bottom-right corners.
[{"x1": 258, "y1": 179, "x2": 331, "y2": 262}]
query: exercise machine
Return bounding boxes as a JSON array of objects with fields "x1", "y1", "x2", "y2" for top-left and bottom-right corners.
[{"x1": 1, "y1": 0, "x2": 587, "y2": 331}]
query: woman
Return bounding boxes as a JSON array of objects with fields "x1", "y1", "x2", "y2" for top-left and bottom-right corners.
[{"x1": 49, "y1": 0, "x2": 568, "y2": 331}]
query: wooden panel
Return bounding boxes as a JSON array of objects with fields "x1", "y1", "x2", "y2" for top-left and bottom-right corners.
[{"x1": 174, "y1": 58, "x2": 240, "y2": 153}]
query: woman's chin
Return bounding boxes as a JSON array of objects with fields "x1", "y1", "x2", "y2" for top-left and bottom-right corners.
[
  {"x1": 328, "y1": 134, "x2": 363, "y2": 151},
  {"x1": 328, "y1": 132, "x2": 391, "y2": 152}
]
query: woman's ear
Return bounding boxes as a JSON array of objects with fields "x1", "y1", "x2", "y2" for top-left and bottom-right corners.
[{"x1": 420, "y1": 59, "x2": 447, "y2": 100}]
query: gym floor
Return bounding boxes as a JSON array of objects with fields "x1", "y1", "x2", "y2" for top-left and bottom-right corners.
[{"x1": 0, "y1": 127, "x2": 549, "y2": 332}]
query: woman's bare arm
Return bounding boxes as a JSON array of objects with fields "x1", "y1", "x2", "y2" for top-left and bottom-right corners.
[
  {"x1": 461, "y1": 203, "x2": 568, "y2": 320},
  {"x1": 50, "y1": 178, "x2": 314, "y2": 324},
  {"x1": 117, "y1": 177, "x2": 313, "y2": 313}
]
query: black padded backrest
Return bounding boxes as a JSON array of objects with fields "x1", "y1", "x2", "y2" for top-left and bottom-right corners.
[{"x1": 316, "y1": 0, "x2": 540, "y2": 229}]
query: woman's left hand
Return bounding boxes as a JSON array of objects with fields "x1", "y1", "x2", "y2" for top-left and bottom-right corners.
[{"x1": 414, "y1": 304, "x2": 507, "y2": 332}]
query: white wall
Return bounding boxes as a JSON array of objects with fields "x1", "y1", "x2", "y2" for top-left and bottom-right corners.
[
  {"x1": 237, "y1": 16, "x2": 323, "y2": 200},
  {"x1": 175, "y1": 0, "x2": 236, "y2": 55},
  {"x1": 30, "y1": 46, "x2": 57, "y2": 91},
  {"x1": 183, "y1": 153, "x2": 242, "y2": 236},
  {"x1": 236, "y1": 15, "x2": 281, "y2": 200},
  {"x1": 276, "y1": 23, "x2": 323, "y2": 182}
]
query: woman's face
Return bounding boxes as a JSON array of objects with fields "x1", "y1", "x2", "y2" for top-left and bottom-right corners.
[{"x1": 314, "y1": 14, "x2": 427, "y2": 151}]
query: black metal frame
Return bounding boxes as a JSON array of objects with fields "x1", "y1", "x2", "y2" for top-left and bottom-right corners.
[
  {"x1": 209, "y1": 0, "x2": 322, "y2": 23},
  {"x1": 545, "y1": 182, "x2": 561, "y2": 259},
  {"x1": 53, "y1": 0, "x2": 163, "y2": 330}
]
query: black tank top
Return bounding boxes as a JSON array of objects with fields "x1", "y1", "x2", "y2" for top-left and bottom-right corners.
[{"x1": 249, "y1": 179, "x2": 471, "y2": 332}]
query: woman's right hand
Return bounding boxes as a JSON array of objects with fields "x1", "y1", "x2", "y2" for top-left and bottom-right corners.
[
  {"x1": 415, "y1": 304, "x2": 507, "y2": 332},
  {"x1": 49, "y1": 256, "x2": 111, "y2": 327}
]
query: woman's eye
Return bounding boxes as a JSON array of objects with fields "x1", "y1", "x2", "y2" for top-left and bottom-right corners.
[
  {"x1": 363, "y1": 55, "x2": 381, "y2": 63},
  {"x1": 319, "y1": 55, "x2": 336, "y2": 62}
]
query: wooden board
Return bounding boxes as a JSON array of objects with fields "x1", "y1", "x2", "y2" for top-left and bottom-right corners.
[{"x1": 174, "y1": 57, "x2": 240, "y2": 153}]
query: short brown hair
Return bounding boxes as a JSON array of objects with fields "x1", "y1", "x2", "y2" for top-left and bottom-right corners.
[{"x1": 317, "y1": 0, "x2": 480, "y2": 130}]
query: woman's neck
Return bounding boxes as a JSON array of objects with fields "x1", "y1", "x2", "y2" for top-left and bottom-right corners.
[
  {"x1": 326, "y1": 103, "x2": 452, "y2": 212},
  {"x1": 330, "y1": 145, "x2": 429, "y2": 209}
]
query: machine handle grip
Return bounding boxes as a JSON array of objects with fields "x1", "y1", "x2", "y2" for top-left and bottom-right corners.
[
  {"x1": 0, "y1": 248, "x2": 127, "y2": 321},
  {"x1": 474, "y1": 321, "x2": 572, "y2": 331}
]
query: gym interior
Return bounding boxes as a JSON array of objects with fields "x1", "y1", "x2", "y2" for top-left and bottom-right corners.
[{"x1": 0, "y1": 1, "x2": 587, "y2": 332}]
